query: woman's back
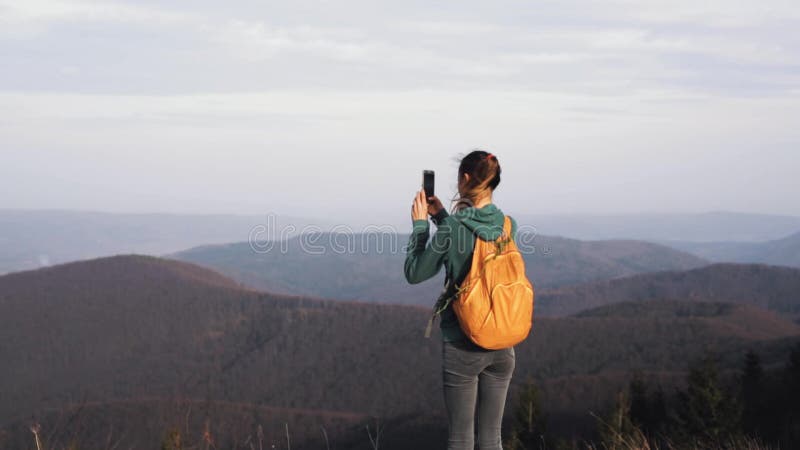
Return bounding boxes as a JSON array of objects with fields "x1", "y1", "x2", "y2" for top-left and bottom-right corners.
[
  {"x1": 404, "y1": 203, "x2": 518, "y2": 342},
  {"x1": 404, "y1": 149, "x2": 522, "y2": 450}
]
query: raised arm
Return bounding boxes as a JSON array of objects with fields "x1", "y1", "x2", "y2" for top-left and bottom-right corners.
[{"x1": 403, "y1": 191, "x2": 451, "y2": 284}]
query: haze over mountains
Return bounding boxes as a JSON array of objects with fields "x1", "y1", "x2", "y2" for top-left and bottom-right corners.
[
  {"x1": 518, "y1": 211, "x2": 800, "y2": 242},
  {"x1": 664, "y1": 231, "x2": 800, "y2": 269},
  {"x1": 0, "y1": 210, "x2": 327, "y2": 275},
  {"x1": 172, "y1": 232, "x2": 707, "y2": 305},
  {"x1": 3, "y1": 209, "x2": 800, "y2": 276},
  {"x1": 2, "y1": 255, "x2": 799, "y2": 448}
]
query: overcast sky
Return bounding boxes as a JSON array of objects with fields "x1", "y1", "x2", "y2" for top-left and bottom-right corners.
[{"x1": 1, "y1": 0, "x2": 798, "y2": 226}]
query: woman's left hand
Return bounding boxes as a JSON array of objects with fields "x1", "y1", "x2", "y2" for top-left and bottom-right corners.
[{"x1": 411, "y1": 189, "x2": 428, "y2": 221}]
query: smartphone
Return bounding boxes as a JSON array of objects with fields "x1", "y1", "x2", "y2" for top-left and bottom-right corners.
[{"x1": 422, "y1": 170, "x2": 435, "y2": 198}]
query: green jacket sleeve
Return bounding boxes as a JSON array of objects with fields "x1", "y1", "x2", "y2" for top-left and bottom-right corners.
[{"x1": 404, "y1": 212, "x2": 451, "y2": 284}]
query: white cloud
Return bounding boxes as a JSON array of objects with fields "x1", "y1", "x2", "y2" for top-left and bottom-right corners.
[
  {"x1": 391, "y1": 20, "x2": 505, "y2": 35},
  {"x1": 614, "y1": 0, "x2": 800, "y2": 28},
  {"x1": 2, "y1": 0, "x2": 797, "y2": 95},
  {"x1": 1, "y1": 0, "x2": 798, "y2": 216},
  {"x1": 211, "y1": 20, "x2": 373, "y2": 62},
  {"x1": 0, "y1": 0, "x2": 188, "y2": 24}
]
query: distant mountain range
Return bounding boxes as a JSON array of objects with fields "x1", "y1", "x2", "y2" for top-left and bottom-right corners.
[
  {"x1": 662, "y1": 231, "x2": 800, "y2": 268},
  {"x1": 2, "y1": 209, "x2": 798, "y2": 276},
  {"x1": 1, "y1": 255, "x2": 798, "y2": 448},
  {"x1": 0, "y1": 209, "x2": 329, "y2": 275},
  {"x1": 171, "y1": 232, "x2": 707, "y2": 305},
  {"x1": 517, "y1": 211, "x2": 800, "y2": 242},
  {"x1": 537, "y1": 263, "x2": 800, "y2": 319}
]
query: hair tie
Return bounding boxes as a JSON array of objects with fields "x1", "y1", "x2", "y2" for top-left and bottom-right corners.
[{"x1": 486, "y1": 153, "x2": 495, "y2": 160}]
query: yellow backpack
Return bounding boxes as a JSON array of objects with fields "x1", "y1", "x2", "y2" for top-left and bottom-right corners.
[{"x1": 453, "y1": 215, "x2": 534, "y2": 350}]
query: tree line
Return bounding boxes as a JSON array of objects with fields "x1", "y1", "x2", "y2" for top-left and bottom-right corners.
[{"x1": 507, "y1": 343, "x2": 800, "y2": 449}]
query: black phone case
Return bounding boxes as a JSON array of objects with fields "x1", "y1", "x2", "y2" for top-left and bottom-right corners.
[{"x1": 423, "y1": 170, "x2": 435, "y2": 198}]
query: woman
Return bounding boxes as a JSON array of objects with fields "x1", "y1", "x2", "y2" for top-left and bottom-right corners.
[{"x1": 405, "y1": 150, "x2": 517, "y2": 450}]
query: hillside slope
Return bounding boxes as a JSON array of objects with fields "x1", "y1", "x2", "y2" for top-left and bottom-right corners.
[
  {"x1": 172, "y1": 232, "x2": 707, "y2": 305},
  {"x1": 538, "y1": 263, "x2": 800, "y2": 318},
  {"x1": 1, "y1": 256, "x2": 798, "y2": 447}
]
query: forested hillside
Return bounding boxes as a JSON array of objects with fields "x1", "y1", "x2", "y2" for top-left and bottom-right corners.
[
  {"x1": 538, "y1": 263, "x2": 800, "y2": 320},
  {"x1": 1, "y1": 256, "x2": 798, "y2": 448}
]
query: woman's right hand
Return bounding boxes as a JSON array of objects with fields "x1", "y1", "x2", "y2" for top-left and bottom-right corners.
[{"x1": 427, "y1": 195, "x2": 444, "y2": 217}]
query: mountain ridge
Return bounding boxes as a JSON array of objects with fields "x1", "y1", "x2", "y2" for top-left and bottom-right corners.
[
  {"x1": 172, "y1": 232, "x2": 708, "y2": 305},
  {"x1": 538, "y1": 262, "x2": 800, "y2": 318},
  {"x1": 7, "y1": 209, "x2": 798, "y2": 276},
  {"x1": 663, "y1": 231, "x2": 800, "y2": 268}
]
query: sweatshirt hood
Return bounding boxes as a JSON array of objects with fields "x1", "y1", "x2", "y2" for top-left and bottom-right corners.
[{"x1": 452, "y1": 203, "x2": 506, "y2": 241}]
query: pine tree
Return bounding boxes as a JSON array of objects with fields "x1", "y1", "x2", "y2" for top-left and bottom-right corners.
[
  {"x1": 596, "y1": 389, "x2": 647, "y2": 449},
  {"x1": 648, "y1": 384, "x2": 669, "y2": 443},
  {"x1": 786, "y1": 343, "x2": 800, "y2": 413},
  {"x1": 675, "y1": 353, "x2": 741, "y2": 445},
  {"x1": 779, "y1": 342, "x2": 800, "y2": 445},
  {"x1": 507, "y1": 377, "x2": 549, "y2": 450},
  {"x1": 628, "y1": 371, "x2": 669, "y2": 439},
  {"x1": 628, "y1": 371, "x2": 649, "y2": 430},
  {"x1": 739, "y1": 349, "x2": 764, "y2": 435}
]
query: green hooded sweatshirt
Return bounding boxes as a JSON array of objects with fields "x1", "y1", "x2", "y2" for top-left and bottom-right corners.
[{"x1": 404, "y1": 203, "x2": 517, "y2": 342}]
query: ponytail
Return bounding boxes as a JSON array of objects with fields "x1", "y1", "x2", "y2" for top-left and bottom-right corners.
[{"x1": 452, "y1": 150, "x2": 501, "y2": 212}]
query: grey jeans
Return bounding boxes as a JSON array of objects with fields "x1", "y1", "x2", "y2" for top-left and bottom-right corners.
[{"x1": 442, "y1": 338, "x2": 516, "y2": 450}]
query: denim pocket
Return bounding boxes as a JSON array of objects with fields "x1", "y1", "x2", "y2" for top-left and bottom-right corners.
[
  {"x1": 447, "y1": 339, "x2": 485, "y2": 366},
  {"x1": 503, "y1": 346, "x2": 516, "y2": 372}
]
